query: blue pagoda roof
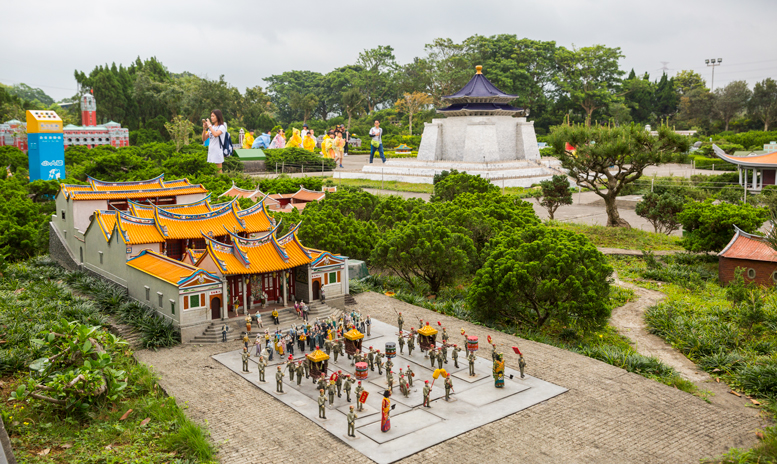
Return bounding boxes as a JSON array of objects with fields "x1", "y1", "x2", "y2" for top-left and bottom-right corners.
[{"x1": 442, "y1": 66, "x2": 518, "y2": 102}]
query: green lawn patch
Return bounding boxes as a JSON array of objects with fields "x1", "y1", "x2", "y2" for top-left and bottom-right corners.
[{"x1": 549, "y1": 221, "x2": 684, "y2": 251}]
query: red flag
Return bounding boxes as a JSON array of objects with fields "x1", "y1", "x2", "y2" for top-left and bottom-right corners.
[
  {"x1": 359, "y1": 391, "x2": 369, "y2": 403},
  {"x1": 512, "y1": 346, "x2": 522, "y2": 356},
  {"x1": 487, "y1": 335, "x2": 493, "y2": 345},
  {"x1": 437, "y1": 321, "x2": 441, "y2": 326},
  {"x1": 330, "y1": 372, "x2": 338, "y2": 381}
]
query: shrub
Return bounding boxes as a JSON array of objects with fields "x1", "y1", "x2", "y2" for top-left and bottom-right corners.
[
  {"x1": 430, "y1": 170, "x2": 499, "y2": 202},
  {"x1": 678, "y1": 199, "x2": 769, "y2": 253},
  {"x1": 264, "y1": 147, "x2": 336, "y2": 173}
]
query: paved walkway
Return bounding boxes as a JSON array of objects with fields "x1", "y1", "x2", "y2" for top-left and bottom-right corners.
[{"x1": 136, "y1": 292, "x2": 766, "y2": 464}]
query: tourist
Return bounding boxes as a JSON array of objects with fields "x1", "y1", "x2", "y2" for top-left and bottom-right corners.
[
  {"x1": 255, "y1": 311, "x2": 263, "y2": 328},
  {"x1": 202, "y1": 109, "x2": 227, "y2": 174},
  {"x1": 369, "y1": 120, "x2": 386, "y2": 163},
  {"x1": 302, "y1": 130, "x2": 316, "y2": 151},
  {"x1": 243, "y1": 130, "x2": 255, "y2": 149},
  {"x1": 343, "y1": 130, "x2": 350, "y2": 157},
  {"x1": 301, "y1": 123, "x2": 309, "y2": 139},
  {"x1": 269, "y1": 129, "x2": 285, "y2": 148},
  {"x1": 252, "y1": 130, "x2": 271, "y2": 149},
  {"x1": 333, "y1": 132, "x2": 345, "y2": 168},
  {"x1": 321, "y1": 131, "x2": 333, "y2": 158},
  {"x1": 285, "y1": 128, "x2": 302, "y2": 148}
]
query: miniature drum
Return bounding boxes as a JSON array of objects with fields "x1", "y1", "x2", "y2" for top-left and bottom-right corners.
[
  {"x1": 385, "y1": 342, "x2": 396, "y2": 358},
  {"x1": 355, "y1": 362, "x2": 368, "y2": 380},
  {"x1": 467, "y1": 336, "x2": 479, "y2": 352}
]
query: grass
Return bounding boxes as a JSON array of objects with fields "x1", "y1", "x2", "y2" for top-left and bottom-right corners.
[
  {"x1": 333, "y1": 177, "x2": 540, "y2": 197},
  {"x1": 0, "y1": 257, "x2": 215, "y2": 462},
  {"x1": 549, "y1": 221, "x2": 684, "y2": 251}
]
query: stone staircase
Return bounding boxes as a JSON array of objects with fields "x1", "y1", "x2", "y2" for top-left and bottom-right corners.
[
  {"x1": 105, "y1": 316, "x2": 144, "y2": 348},
  {"x1": 344, "y1": 293, "x2": 357, "y2": 306},
  {"x1": 190, "y1": 301, "x2": 342, "y2": 344}
]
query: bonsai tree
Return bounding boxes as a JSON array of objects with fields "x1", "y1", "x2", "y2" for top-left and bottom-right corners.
[
  {"x1": 635, "y1": 191, "x2": 684, "y2": 235},
  {"x1": 533, "y1": 175, "x2": 573, "y2": 220}
]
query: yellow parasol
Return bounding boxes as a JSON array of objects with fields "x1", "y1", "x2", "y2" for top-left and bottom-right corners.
[{"x1": 431, "y1": 368, "x2": 448, "y2": 388}]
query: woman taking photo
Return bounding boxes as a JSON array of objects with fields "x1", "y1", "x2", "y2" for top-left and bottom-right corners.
[
  {"x1": 269, "y1": 129, "x2": 286, "y2": 149},
  {"x1": 202, "y1": 109, "x2": 227, "y2": 174}
]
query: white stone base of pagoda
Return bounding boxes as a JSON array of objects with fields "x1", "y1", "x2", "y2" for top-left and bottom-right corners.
[{"x1": 334, "y1": 159, "x2": 565, "y2": 188}]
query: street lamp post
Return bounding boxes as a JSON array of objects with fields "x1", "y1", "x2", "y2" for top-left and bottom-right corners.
[{"x1": 705, "y1": 58, "x2": 722, "y2": 90}]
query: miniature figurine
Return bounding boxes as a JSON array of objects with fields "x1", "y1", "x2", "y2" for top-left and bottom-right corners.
[
  {"x1": 493, "y1": 352, "x2": 505, "y2": 388},
  {"x1": 296, "y1": 362, "x2": 304, "y2": 386},
  {"x1": 452, "y1": 345, "x2": 462, "y2": 368},
  {"x1": 437, "y1": 349, "x2": 444, "y2": 369},
  {"x1": 303, "y1": 357, "x2": 311, "y2": 379},
  {"x1": 318, "y1": 389, "x2": 327, "y2": 419},
  {"x1": 442, "y1": 327, "x2": 449, "y2": 344},
  {"x1": 242, "y1": 333, "x2": 250, "y2": 350},
  {"x1": 399, "y1": 372, "x2": 409, "y2": 397},
  {"x1": 324, "y1": 339, "x2": 332, "y2": 356},
  {"x1": 317, "y1": 373, "x2": 327, "y2": 391},
  {"x1": 397, "y1": 312, "x2": 404, "y2": 332},
  {"x1": 407, "y1": 333, "x2": 415, "y2": 356},
  {"x1": 519, "y1": 354, "x2": 526, "y2": 379},
  {"x1": 398, "y1": 332, "x2": 405, "y2": 354},
  {"x1": 429, "y1": 349, "x2": 437, "y2": 369},
  {"x1": 365, "y1": 315, "x2": 371, "y2": 336},
  {"x1": 444, "y1": 373, "x2": 454, "y2": 401},
  {"x1": 272, "y1": 308, "x2": 279, "y2": 325},
  {"x1": 221, "y1": 323, "x2": 229, "y2": 342},
  {"x1": 441, "y1": 343, "x2": 448, "y2": 364},
  {"x1": 257, "y1": 355, "x2": 266, "y2": 382},
  {"x1": 468, "y1": 351, "x2": 476, "y2": 377},
  {"x1": 347, "y1": 405, "x2": 357, "y2": 437},
  {"x1": 376, "y1": 350, "x2": 384, "y2": 375},
  {"x1": 385, "y1": 357, "x2": 393, "y2": 373},
  {"x1": 344, "y1": 375, "x2": 355, "y2": 402},
  {"x1": 241, "y1": 347, "x2": 250, "y2": 373},
  {"x1": 287, "y1": 360, "x2": 295, "y2": 382},
  {"x1": 386, "y1": 370, "x2": 394, "y2": 392},
  {"x1": 406, "y1": 365, "x2": 414, "y2": 387},
  {"x1": 276, "y1": 366, "x2": 285, "y2": 393},
  {"x1": 332, "y1": 341, "x2": 340, "y2": 363},
  {"x1": 327, "y1": 380, "x2": 337, "y2": 405},
  {"x1": 336, "y1": 370, "x2": 343, "y2": 398},
  {"x1": 368, "y1": 347, "x2": 376, "y2": 371},
  {"x1": 355, "y1": 381, "x2": 365, "y2": 411},
  {"x1": 381, "y1": 390, "x2": 393, "y2": 432},
  {"x1": 254, "y1": 334, "x2": 263, "y2": 356},
  {"x1": 245, "y1": 315, "x2": 252, "y2": 333},
  {"x1": 422, "y1": 380, "x2": 432, "y2": 408}
]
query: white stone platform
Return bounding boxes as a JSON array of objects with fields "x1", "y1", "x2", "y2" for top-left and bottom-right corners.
[
  {"x1": 212, "y1": 319, "x2": 567, "y2": 464},
  {"x1": 335, "y1": 158, "x2": 564, "y2": 188}
]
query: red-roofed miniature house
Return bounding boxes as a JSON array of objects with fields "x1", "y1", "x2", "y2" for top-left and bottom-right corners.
[{"x1": 718, "y1": 226, "x2": 777, "y2": 286}]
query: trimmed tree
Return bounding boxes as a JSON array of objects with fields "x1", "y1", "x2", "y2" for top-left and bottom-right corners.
[
  {"x1": 533, "y1": 175, "x2": 573, "y2": 220},
  {"x1": 547, "y1": 124, "x2": 690, "y2": 228},
  {"x1": 430, "y1": 170, "x2": 498, "y2": 202},
  {"x1": 678, "y1": 199, "x2": 769, "y2": 253},
  {"x1": 370, "y1": 217, "x2": 475, "y2": 293},
  {"x1": 635, "y1": 191, "x2": 684, "y2": 235},
  {"x1": 467, "y1": 226, "x2": 612, "y2": 331}
]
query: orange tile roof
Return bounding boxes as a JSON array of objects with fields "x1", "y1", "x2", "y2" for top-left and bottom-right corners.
[
  {"x1": 60, "y1": 174, "x2": 208, "y2": 200},
  {"x1": 237, "y1": 201, "x2": 275, "y2": 234},
  {"x1": 129, "y1": 195, "x2": 213, "y2": 218},
  {"x1": 202, "y1": 227, "x2": 312, "y2": 276},
  {"x1": 89, "y1": 174, "x2": 164, "y2": 191},
  {"x1": 94, "y1": 210, "x2": 118, "y2": 242},
  {"x1": 719, "y1": 227, "x2": 777, "y2": 262},
  {"x1": 291, "y1": 187, "x2": 326, "y2": 202},
  {"x1": 184, "y1": 248, "x2": 207, "y2": 263},
  {"x1": 116, "y1": 213, "x2": 166, "y2": 245},
  {"x1": 154, "y1": 201, "x2": 246, "y2": 240},
  {"x1": 218, "y1": 182, "x2": 265, "y2": 200},
  {"x1": 126, "y1": 250, "x2": 206, "y2": 285},
  {"x1": 713, "y1": 144, "x2": 777, "y2": 167}
]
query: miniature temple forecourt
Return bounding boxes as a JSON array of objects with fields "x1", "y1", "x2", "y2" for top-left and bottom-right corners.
[{"x1": 49, "y1": 174, "x2": 350, "y2": 342}]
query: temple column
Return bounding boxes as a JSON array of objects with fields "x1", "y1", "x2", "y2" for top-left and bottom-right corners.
[
  {"x1": 739, "y1": 167, "x2": 742, "y2": 186},
  {"x1": 308, "y1": 265, "x2": 313, "y2": 304},
  {"x1": 282, "y1": 271, "x2": 288, "y2": 306},
  {"x1": 221, "y1": 278, "x2": 228, "y2": 320},
  {"x1": 753, "y1": 169, "x2": 757, "y2": 190},
  {"x1": 242, "y1": 275, "x2": 248, "y2": 315}
]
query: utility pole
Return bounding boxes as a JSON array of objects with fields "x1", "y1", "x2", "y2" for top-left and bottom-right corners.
[{"x1": 705, "y1": 58, "x2": 722, "y2": 91}]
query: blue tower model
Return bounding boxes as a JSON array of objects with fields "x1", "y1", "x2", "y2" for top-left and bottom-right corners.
[{"x1": 26, "y1": 110, "x2": 66, "y2": 181}]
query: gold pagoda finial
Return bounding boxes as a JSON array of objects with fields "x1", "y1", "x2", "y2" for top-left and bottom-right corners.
[{"x1": 476, "y1": 65, "x2": 483, "y2": 74}]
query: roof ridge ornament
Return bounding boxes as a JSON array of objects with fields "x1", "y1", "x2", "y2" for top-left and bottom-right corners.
[{"x1": 476, "y1": 65, "x2": 482, "y2": 74}]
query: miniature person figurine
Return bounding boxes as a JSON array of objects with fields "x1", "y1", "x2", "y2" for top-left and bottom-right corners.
[
  {"x1": 442, "y1": 327, "x2": 449, "y2": 344},
  {"x1": 365, "y1": 315, "x2": 371, "y2": 336},
  {"x1": 381, "y1": 390, "x2": 393, "y2": 432},
  {"x1": 519, "y1": 354, "x2": 526, "y2": 379},
  {"x1": 468, "y1": 351, "x2": 476, "y2": 377},
  {"x1": 406, "y1": 365, "x2": 414, "y2": 387},
  {"x1": 386, "y1": 370, "x2": 394, "y2": 392},
  {"x1": 398, "y1": 332, "x2": 405, "y2": 354},
  {"x1": 336, "y1": 371, "x2": 343, "y2": 398},
  {"x1": 493, "y1": 352, "x2": 505, "y2": 389},
  {"x1": 296, "y1": 362, "x2": 304, "y2": 386},
  {"x1": 397, "y1": 312, "x2": 404, "y2": 332},
  {"x1": 444, "y1": 373, "x2": 454, "y2": 401},
  {"x1": 422, "y1": 380, "x2": 432, "y2": 408},
  {"x1": 407, "y1": 333, "x2": 415, "y2": 356},
  {"x1": 452, "y1": 345, "x2": 461, "y2": 368},
  {"x1": 327, "y1": 380, "x2": 337, "y2": 405},
  {"x1": 303, "y1": 357, "x2": 310, "y2": 379},
  {"x1": 376, "y1": 350, "x2": 384, "y2": 375},
  {"x1": 441, "y1": 343, "x2": 448, "y2": 364},
  {"x1": 242, "y1": 333, "x2": 250, "y2": 350},
  {"x1": 245, "y1": 315, "x2": 252, "y2": 333},
  {"x1": 221, "y1": 323, "x2": 229, "y2": 342},
  {"x1": 287, "y1": 360, "x2": 295, "y2": 382},
  {"x1": 318, "y1": 389, "x2": 327, "y2": 419},
  {"x1": 368, "y1": 347, "x2": 376, "y2": 371},
  {"x1": 399, "y1": 371, "x2": 409, "y2": 397},
  {"x1": 257, "y1": 355, "x2": 266, "y2": 382},
  {"x1": 241, "y1": 347, "x2": 250, "y2": 373},
  {"x1": 332, "y1": 340, "x2": 340, "y2": 363},
  {"x1": 276, "y1": 366, "x2": 284, "y2": 393},
  {"x1": 344, "y1": 375, "x2": 355, "y2": 402},
  {"x1": 429, "y1": 348, "x2": 437, "y2": 369},
  {"x1": 324, "y1": 339, "x2": 332, "y2": 356},
  {"x1": 317, "y1": 373, "x2": 327, "y2": 391},
  {"x1": 385, "y1": 357, "x2": 394, "y2": 373},
  {"x1": 355, "y1": 381, "x2": 365, "y2": 411},
  {"x1": 272, "y1": 309, "x2": 279, "y2": 325},
  {"x1": 347, "y1": 405, "x2": 357, "y2": 437}
]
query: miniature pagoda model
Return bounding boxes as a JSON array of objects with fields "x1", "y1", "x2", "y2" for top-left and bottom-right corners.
[{"x1": 339, "y1": 65, "x2": 561, "y2": 187}]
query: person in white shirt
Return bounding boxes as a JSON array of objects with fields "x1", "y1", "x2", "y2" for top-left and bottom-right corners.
[
  {"x1": 369, "y1": 120, "x2": 386, "y2": 163},
  {"x1": 202, "y1": 109, "x2": 227, "y2": 174}
]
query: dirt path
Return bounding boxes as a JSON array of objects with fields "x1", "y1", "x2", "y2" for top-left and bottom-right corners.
[{"x1": 610, "y1": 275, "x2": 760, "y2": 412}]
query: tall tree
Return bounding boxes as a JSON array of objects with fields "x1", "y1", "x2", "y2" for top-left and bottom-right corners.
[
  {"x1": 355, "y1": 46, "x2": 398, "y2": 113},
  {"x1": 622, "y1": 70, "x2": 655, "y2": 124},
  {"x1": 548, "y1": 124, "x2": 689, "y2": 227},
  {"x1": 654, "y1": 73, "x2": 680, "y2": 122},
  {"x1": 749, "y1": 78, "x2": 777, "y2": 131},
  {"x1": 289, "y1": 92, "x2": 318, "y2": 124},
  {"x1": 394, "y1": 92, "x2": 432, "y2": 135},
  {"x1": 265, "y1": 70, "x2": 324, "y2": 123},
  {"x1": 7, "y1": 84, "x2": 54, "y2": 105},
  {"x1": 556, "y1": 45, "x2": 625, "y2": 126},
  {"x1": 423, "y1": 38, "x2": 470, "y2": 102},
  {"x1": 341, "y1": 89, "x2": 365, "y2": 132},
  {"x1": 713, "y1": 81, "x2": 752, "y2": 131}
]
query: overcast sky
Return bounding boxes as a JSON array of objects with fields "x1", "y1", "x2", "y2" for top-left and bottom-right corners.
[{"x1": 2, "y1": 0, "x2": 776, "y2": 102}]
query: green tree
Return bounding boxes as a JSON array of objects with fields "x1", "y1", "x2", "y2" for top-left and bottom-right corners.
[
  {"x1": 467, "y1": 226, "x2": 612, "y2": 331},
  {"x1": 622, "y1": 70, "x2": 655, "y2": 125},
  {"x1": 713, "y1": 81, "x2": 752, "y2": 131},
  {"x1": 355, "y1": 46, "x2": 398, "y2": 114},
  {"x1": 430, "y1": 170, "x2": 499, "y2": 202},
  {"x1": 371, "y1": 217, "x2": 476, "y2": 293},
  {"x1": 635, "y1": 191, "x2": 684, "y2": 234},
  {"x1": 748, "y1": 78, "x2": 777, "y2": 131},
  {"x1": 289, "y1": 92, "x2": 318, "y2": 125},
  {"x1": 678, "y1": 199, "x2": 769, "y2": 253},
  {"x1": 673, "y1": 70, "x2": 707, "y2": 96},
  {"x1": 556, "y1": 45, "x2": 625, "y2": 126},
  {"x1": 8, "y1": 83, "x2": 54, "y2": 105},
  {"x1": 264, "y1": 70, "x2": 324, "y2": 123},
  {"x1": 394, "y1": 92, "x2": 432, "y2": 135},
  {"x1": 547, "y1": 124, "x2": 690, "y2": 227},
  {"x1": 341, "y1": 89, "x2": 366, "y2": 132},
  {"x1": 654, "y1": 73, "x2": 680, "y2": 121},
  {"x1": 164, "y1": 115, "x2": 194, "y2": 152},
  {"x1": 533, "y1": 175, "x2": 573, "y2": 220}
]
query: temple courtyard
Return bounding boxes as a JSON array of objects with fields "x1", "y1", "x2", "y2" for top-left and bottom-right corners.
[{"x1": 136, "y1": 292, "x2": 766, "y2": 464}]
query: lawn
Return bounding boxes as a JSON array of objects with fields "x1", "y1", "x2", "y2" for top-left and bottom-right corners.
[{"x1": 549, "y1": 221, "x2": 684, "y2": 251}]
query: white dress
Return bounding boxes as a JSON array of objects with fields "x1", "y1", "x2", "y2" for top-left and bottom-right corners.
[{"x1": 207, "y1": 124, "x2": 227, "y2": 164}]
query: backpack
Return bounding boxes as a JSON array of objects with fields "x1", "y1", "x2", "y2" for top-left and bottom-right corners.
[{"x1": 217, "y1": 127, "x2": 234, "y2": 157}]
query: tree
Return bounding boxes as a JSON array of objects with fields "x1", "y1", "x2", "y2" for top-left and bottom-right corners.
[
  {"x1": 654, "y1": 73, "x2": 680, "y2": 121},
  {"x1": 547, "y1": 124, "x2": 690, "y2": 227},
  {"x1": 556, "y1": 45, "x2": 625, "y2": 126},
  {"x1": 678, "y1": 199, "x2": 769, "y2": 253},
  {"x1": 7, "y1": 83, "x2": 54, "y2": 105},
  {"x1": 265, "y1": 70, "x2": 324, "y2": 123},
  {"x1": 341, "y1": 89, "x2": 365, "y2": 132},
  {"x1": 430, "y1": 170, "x2": 499, "y2": 202},
  {"x1": 621, "y1": 70, "x2": 655, "y2": 125},
  {"x1": 713, "y1": 81, "x2": 752, "y2": 131},
  {"x1": 394, "y1": 92, "x2": 432, "y2": 135},
  {"x1": 164, "y1": 115, "x2": 194, "y2": 152},
  {"x1": 533, "y1": 175, "x2": 573, "y2": 220},
  {"x1": 673, "y1": 70, "x2": 707, "y2": 96},
  {"x1": 467, "y1": 226, "x2": 612, "y2": 331},
  {"x1": 677, "y1": 87, "x2": 714, "y2": 130},
  {"x1": 289, "y1": 92, "x2": 318, "y2": 124},
  {"x1": 748, "y1": 78, "x2": 777, "y2": 131},
  {"x1": 355, "y1": 46, "x2": 398, "y2": 113},
  {"x1": 635, "y1": 191, "x2": 684, "y2": 234},
  {"x1": 371, "y1": 217, "x2": 475, "y2": 293}
]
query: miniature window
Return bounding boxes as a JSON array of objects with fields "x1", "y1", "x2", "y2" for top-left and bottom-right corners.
[
  {"x1": 190, "y1": 294, "x2": 200, "y2": 308},
  {"x1": 61, "y1": 210, "x2": 65, "y2": 220},
  {"x1": 145, "y1": 286, "x2": 150, "y2": 300},
  {"x1": 328, "y1": 271, "x2": 338, "y2": 284},
  {"x1": 747, "y1": 268, "x2": 757, "y2": 279},
  {"x1": 772, "y1": 271, "x2": 777, "y2": 282},
  {"x1": 99, "y1": 251, "x2": 103, "y2": 264},
  {"x1": 170, "y1": 300, "x2": 175, "y2": 314},
  {"x1": 79, "y1": 247, "x2": 83, "y2": 263},
  {"x1": 158, "y1": 292, "x2": 163, "y2": 308}
]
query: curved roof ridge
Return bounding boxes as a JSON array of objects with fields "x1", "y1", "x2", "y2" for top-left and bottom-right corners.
[
  {"x1": 156, "y1": 199, "x2": 236, "y2": 220},
  {"x1": 86, "y1": 173, "x2": 165, "y2": 187}
]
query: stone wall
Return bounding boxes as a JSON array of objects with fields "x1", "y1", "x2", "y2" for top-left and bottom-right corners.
[{"x1": 49, "y1": 222, "x2": 79, "y2": 271}]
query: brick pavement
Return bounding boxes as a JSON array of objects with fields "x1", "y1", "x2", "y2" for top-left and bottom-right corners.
[{"x1": 136, "y1": 292, "x2": 767, "y2": 464}]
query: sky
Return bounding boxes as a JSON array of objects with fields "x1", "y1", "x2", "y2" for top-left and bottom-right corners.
[{"x1": 2, "y1": 0, "x2": 776, "y2": 102}]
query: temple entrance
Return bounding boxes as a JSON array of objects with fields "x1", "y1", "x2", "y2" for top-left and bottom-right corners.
[
  {"x1": 228, "y1": 276, "x2": 243, "y2": 312},
  {"x1": 262, "y1": 273, "x2": 281, "y2": 302},
  {"x1": 211, "y1": 297, "x2": 221, "y2": 320},
  {"x1": 312, "y1": 279, "x2": 321, "y2": 300}
]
